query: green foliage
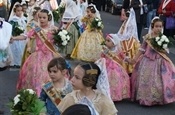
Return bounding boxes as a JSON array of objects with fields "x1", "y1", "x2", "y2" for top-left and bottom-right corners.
[
  {"x1": 52, "y1": 6, "x2": 65, "y2": 22},
  {"x1": 9, "y1": 21, "x2": 24, "y2": 36},
  {"x1": 8, "y1": 89, "x2": 46, "y2": 115},
  {"x1": 90, "y1": 17, "x2": 104, "y2": 30}
]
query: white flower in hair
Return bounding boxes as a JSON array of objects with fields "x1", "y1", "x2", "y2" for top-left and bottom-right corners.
[{"x1": 62, "y1": 40, "x2": 68, "y2": 46}]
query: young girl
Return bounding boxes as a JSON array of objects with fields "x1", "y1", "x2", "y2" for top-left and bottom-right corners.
[
  {"x1": 0, "y1": 18, "x2": 13, "y2": 69},
  {"x1": 8, "y1": 3, "x2": 27, "y2": 67},
  {"x1": 40, "y1": 57, "x2": 72, "y2": 115},
  {"x1": 99, "y1": 34, "x2": 130, "y2": 101},
  {"x1": 58, "y1": 62, "x2": 118, "y2": 115},
  {"x1": 61, "y1": 0, "x2": 80, "y2": 58},
  {"x1": 127, "y1": 17, "x2": 175, "y2": 106},
  {"x1": 71, "y1": 4, "x2": 104, "y2": 62},
  {"x1": 16, "y1": 9, "x2": 60, "y2": 96},
  {"x1": 116, "y1": 8, "x2": 140, "y2": 74}
]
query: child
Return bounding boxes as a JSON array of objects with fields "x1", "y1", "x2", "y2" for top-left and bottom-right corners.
[
  {"x1": 71, "y1": 4, "x2": 104, "y2": 62},
  {"x1": 0, "y1": 18, "x2": 13, "y2": 69},
  {"x1": 8, "y1": 3, "x2": 27, "y2": 67},
  {"x1": 16, "y1": 9, "x2": 59, "y2": 96},
  {"x1": 127, "y1": 17, "x2": 175, "y2": 106},
  {"x1": 99, "y1": 34, "x2": 130, "y2": 101},
  {"x1": 61, "y1": 0, "x2": 80, "y2": 58},
  {"x1": 58, "y1": 62, "x2": 118, "y2": 115},
  {"x1": 40, "y1": 57, "x2": 73, "y2": 115},
  {"x1": 21, "y1": 3, "x2": 28, "y2": 18},
  {"x1": 116, "y1": 8, "x2": 140, "y2": 74}
]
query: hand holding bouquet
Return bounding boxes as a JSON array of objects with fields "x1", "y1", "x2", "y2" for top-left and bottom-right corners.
[
  {"x1": 53, "y1": 29, "x2": 71, "y2": 49},
  {"x1": 150, "y1": 33, "x2": 173, "y2": 53},
  {"x1": 90, "y1": 17, "x2": 104, "y2": 30}
]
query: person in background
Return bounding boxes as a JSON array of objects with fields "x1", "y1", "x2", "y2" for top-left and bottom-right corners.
[
  {"x1": 131, "y1": 0, "x2": 147, "y2": 41},
  {"x1": 121, "y1": 0, "x2": 130, "y2": 21},
  {"x1": 145, "y1": 0, "x2": 160, "y2": 29},
  {"x1": 9, "y1": 0, "x2": 22, "y2": 15},
  {"x1": 158, "y1": 0, "x2": 175, "y2": 38}
]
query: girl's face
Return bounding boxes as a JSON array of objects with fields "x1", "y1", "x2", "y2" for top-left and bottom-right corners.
[
  {"x1": 22, "y1": 6, "x2": 27, "y2": 13},
  {"x1": 86, "y1": 9, "x2": 93, "y2": 18},
  {"x1": 38, "y1": 12, "x2": 49, "y2": 27},
  {"x1": 48, "y1": 66, "x2": 66, "y2": 82},
  {"x1": 105, "y1": 37, "x2": 115, "y2": 49},
  {"x1": 152, "y1": 21, "x2": 163, "y2": 35},
  {"x1": 15, "y1": 7, "x2": 23, "y2": 17},
  {"x1": 28, "y1": 0, "x2": 35, "y2": 6},
  {"x1": 71, "y1": 66, "x2": 86, "y2": 90}
]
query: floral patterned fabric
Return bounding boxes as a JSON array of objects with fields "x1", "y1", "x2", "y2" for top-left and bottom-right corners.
[
  {"x1": 131, "y1": 35, "x2": 175, "y2": 106},
  {"x1": 16, "y1": 29, "x2": 54, "y2": 96}
]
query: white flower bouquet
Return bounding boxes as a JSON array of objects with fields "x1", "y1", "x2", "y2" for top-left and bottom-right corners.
[
  {"x1": 9, "y1": 21, "x2": 24, "y2": 36},
  {"x1": 150, "y1": 33, "x2": 173, "y2": 53},
  {"x1": 53, "y1": 29, "x2": 71, "y2": 49},
  {"x1": 90, "y1": 17, "x2": 104, "y2": 30},
  {"x1": 8, "y1": 89, "x2": 46, "y2": 115}
]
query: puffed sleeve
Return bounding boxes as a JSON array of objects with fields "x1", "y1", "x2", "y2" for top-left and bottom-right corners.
[
  {"x1": 27, "y1": 29, "x2": 36, "y2": 39},
  {"x1": 100, "y1": 95, "x2": 118, "y2": 115},
  {"x1": 58, "y1": 93, "x2": 75, "y2": 113}
]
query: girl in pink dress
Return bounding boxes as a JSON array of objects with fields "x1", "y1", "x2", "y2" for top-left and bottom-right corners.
[
  {"x1": 127, "y1": 17, "x2": 175, "y2": 106},
  {"x1": 16, "y1": 9, "x2": 59, "y2": 96},
  {"x1": 99, "y1": 34, "x2": 130, "y2": 101}
]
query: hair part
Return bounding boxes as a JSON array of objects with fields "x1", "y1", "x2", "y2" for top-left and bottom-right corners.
[
  {"x1": 151, "y1": 18, "x2": 163, "y2": 28},
  {"x1": 39, "y1": 9, "x2": 52, "y2": 21},
  {"x1": 79, "y1": 62, "x2": 101, "y2": 89},
  {"x1": 47, "y1": 57, "x2": 67, "y2": 72}
]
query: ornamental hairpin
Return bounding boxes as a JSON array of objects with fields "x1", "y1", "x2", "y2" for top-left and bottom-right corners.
[{"x1": 86, "y1": 64, "x2": 98, "y2": 75}]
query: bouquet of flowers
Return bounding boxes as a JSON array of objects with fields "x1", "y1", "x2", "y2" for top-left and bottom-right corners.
[
  {"x1": 150, "y1": 33, "x2": 174, "y2": 53},
  {"x1": 53, "y1": 29, "x2": 71, "y2": 49},
  {"x1": 90, "y1": 17, "x2": 104, "y2": 30},
  {"x1": 52, "y1": 1, "x2": 65, "y2": 22},
  {"x1": 8, "y1": 89, "x2": 46, "y2": 115},
  {"x1": 9, "y1": 21, "x2": 24, "y2": 36}
]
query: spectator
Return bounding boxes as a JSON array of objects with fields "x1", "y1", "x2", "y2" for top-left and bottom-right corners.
[
  {"x1": 121, "y1": 0, "x2": 130, "y2": 21},
  {"x1": 131, "y1": 0, "x2": 147, "y2": 40},
  {"x1": 146, "y1": 0, "x2": 161, "y2": 29},
  {"x1": 158, "y1": 0, "x2": 175, "y2": 38}
]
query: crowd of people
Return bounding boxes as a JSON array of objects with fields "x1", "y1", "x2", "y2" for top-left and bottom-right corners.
[{"x1": 0, "y1": 0, "x2": 175, "y2": 114}]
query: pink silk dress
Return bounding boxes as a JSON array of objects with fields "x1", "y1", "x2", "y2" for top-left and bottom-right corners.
[
  {"x1": 101, "y1": 52, "x2": 130, "y2": 101},
  {"x1": 16, "y1": 29, "x2": 54, "y2": 96},
  {"x1": 131, "y1": 35, "x2": 175, "y2": 106}
]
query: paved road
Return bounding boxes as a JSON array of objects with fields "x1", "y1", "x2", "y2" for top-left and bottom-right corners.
[{"x1": 0, "y1": 11, "x2": 175, "y2": 115}]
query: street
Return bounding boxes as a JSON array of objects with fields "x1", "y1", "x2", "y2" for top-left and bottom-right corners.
[{"x1": 0, "y1": 11, "x2": 175, "y2": 115}]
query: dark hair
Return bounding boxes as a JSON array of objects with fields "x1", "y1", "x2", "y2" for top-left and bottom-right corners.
[
  {"x1": 87, "y1": 5, "x2": 96, "y2": 14},
  {"x1": 151, "y1": 18, "x2": 163, "y2": 28},
  {"x1": 62, "y1": 104, "x2": 91, "y2": 115},
  {"x1": 79, "y1": 62, "x2": 101, "y2": 89},
  {"x1": 32, "y1": 7, "x2": 41, "y2": 16},
  {"x1": 47, "y1": 57, "x2": 67, "y2": 72},
  {"x1": 21, "y1": 3, "x2": 27, "y2": 7},
  {"x1": 14, "y1": 4, "x2": 22, "y2": 12},
  {"x1": 39, "y1": 9, "x2": 52, "y2": 21}
]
